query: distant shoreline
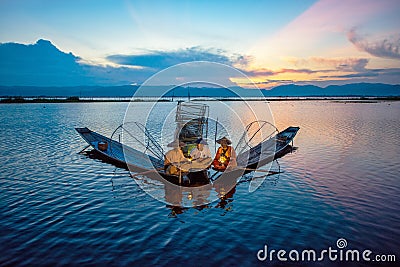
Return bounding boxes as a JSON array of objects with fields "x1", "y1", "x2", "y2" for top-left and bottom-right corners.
[{"x1": 1, "y1": 96, "x2": 400, "y2": 104}]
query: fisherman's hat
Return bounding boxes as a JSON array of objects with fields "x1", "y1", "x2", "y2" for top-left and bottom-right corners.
[{"x1": 216, "y1": 136, "x2": 232, "y2": 145}]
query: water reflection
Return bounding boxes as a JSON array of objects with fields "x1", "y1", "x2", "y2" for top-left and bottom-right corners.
[
  {"x1": 83, "y1": 146, "x2": 288, "y2": 215},
  {"x1": 166, "y1": 185, "x2": 237, "y2": 217}
]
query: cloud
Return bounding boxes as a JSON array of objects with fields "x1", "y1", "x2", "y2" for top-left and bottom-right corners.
[
  {"x1": 231, "y1": 54, "x2": 254, "y2": 69},
  {"x1": 277, "y1": 68, "x2": 317, "y2": 74},
  {"x1": 320, "y1": 72, "x2": 377, "y2": 79},
  {"x1": 249, "y1": 0, "x2": 398, "y2": 67},
  {"x1": 240, "y1": 55, "x2": 400, "y2": 88},
  {"x1": 239, "y1": 67, "x2": 321, "y2": 78},
  {"x1": 290, "y1": 57, "x2": 369, "y2": 72},
  {"x1": 288, "y1": 56, "x2": 400, "y2": 84},
  {"x1": 245, "y1": 79, "x2": 296, "y2": 85},
  {"x1": 347, "y1": 28, "x2": 400, "y2": 59},
  {"x1": 0, "y1": 39, "x2": 156, "y2": 86},
  {"x1": 106, "y1": 47, "x2": 241, "y2": 70},
  {"x1": 320, "y1": 67, "x2": 400, "y2": 79},
  {"x1": 0, "y1": 39, "x2": 89, "y2": 86},
  {"x1": 240, "y1": 68, "x2": 275, "y2": 77}
]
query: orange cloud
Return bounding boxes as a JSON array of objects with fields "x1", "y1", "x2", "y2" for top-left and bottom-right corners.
[{"x1": 288, "y1": 57, "x2": 369, "y2": 72}]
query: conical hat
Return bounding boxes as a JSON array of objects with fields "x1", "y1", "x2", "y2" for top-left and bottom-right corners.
[
  {"x1": 167, "y1": 140, "x2": 186, "y2": 147},
  {"x1": 216, "y1": 136, "x2": 232, "y2": 145}
]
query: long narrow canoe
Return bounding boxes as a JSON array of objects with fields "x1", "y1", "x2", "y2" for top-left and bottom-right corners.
[
  {"x1": 238, "y1": 126, "x2": 300, "y2": 171},
  {"x1": 76, "y1": 127, "x2": 163, "y2": 171},
  {"x1": 76, "y1": 127, "x2": 205, "y2": 185}
]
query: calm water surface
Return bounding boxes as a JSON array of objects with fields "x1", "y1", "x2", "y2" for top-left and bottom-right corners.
[{"x1": 0, "y1": 101, "x2": 399, "y2": 266}]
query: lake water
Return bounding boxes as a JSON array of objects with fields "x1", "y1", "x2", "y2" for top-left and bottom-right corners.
[{"x1": 0, "y1": 100, "x2": 399, "y2": 266}]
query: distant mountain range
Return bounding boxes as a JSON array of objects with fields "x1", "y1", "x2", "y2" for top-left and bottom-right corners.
[
  {"x1": 261, "y1": 83, "x2": 400, "y2": 97},
  {"x1": 0, "y1": 83, "x2": 399, "y2": 97}
]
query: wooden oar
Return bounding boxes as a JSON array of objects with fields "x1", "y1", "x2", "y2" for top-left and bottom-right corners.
[
  {"x1": 235, "y1": 167, "x2": 283, "y2": 174},
  {"x1": 130, "y1": 167, "x2": 164, "y2": 178}
]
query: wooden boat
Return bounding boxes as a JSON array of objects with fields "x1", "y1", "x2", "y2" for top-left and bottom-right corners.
[
  {"x1": 76, "y1": 127, "x2": 207, "y2": 185},
  {"x1": 75, "y1": 125, "x2": 299, "y2": 186},
  {"x1": 238, "y1": 126, "x2": 300, "y2": 172}
]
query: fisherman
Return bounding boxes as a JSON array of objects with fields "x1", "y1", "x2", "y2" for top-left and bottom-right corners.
[
  {"x1": 212, "y1": 136, "x2": 237, "y2": 171},
  {"x1": 190, "y1": 138, "x2": 212, "y2": 162},
  {"x1": 164, "y1": 140, "x2": 190, "y2": 176}
]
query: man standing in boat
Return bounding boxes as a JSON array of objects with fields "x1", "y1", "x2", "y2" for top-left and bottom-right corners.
[
  {"x1": 212, "y1": 136, "x2": 237, "y2": 171},
  {"x1": 164, "y1": 140, "x2": 190, "y2": 176}
]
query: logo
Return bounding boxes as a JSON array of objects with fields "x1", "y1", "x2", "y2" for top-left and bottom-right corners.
[{"x1": 257, "y1": 238, "x2": 396, "y2": 263}]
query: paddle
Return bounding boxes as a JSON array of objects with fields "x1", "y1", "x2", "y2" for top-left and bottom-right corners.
[
  {"x1": 130, "y1": 168, "x2": 164, "y2": 178},
  {"x1": 234, "y1": 167, "x2": 283, "y2": 174}
]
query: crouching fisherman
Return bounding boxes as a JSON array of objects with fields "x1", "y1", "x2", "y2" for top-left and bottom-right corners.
[
  {"x1": 212, "y1": 136, "x2": 237, "y2": 171},
  {"x1": 164, "y1": 140, "x2": 190, "y2": 176},
  {"x1": 188, "y1": 138, "x2": 212, "y2": 184},
  {"x1": 190, "y1": 138, "x2": 212, "y2": 163}
]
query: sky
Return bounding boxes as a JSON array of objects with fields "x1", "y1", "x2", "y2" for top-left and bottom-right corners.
[{"x1": 0, "y1": 0, "x2": 399, "y2": 88}]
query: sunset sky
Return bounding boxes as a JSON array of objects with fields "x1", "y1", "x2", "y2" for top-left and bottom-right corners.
[{"x1": 0, "y1": 0, "x2": 399, "y2": 88}]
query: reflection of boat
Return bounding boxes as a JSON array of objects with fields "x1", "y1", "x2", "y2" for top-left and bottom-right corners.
[{"x1": 76, "y1": 101, "x2": 299, "y2": 186}]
